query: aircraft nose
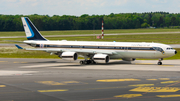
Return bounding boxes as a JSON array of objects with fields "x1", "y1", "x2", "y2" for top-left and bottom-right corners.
[{"x1": 175, "y1": 51, "x2": 177, "y2": 54}]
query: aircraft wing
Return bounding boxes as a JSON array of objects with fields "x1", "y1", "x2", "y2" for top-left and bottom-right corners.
[{"x1": 15, "y1": 44, "x2": 117, "y2": 55}]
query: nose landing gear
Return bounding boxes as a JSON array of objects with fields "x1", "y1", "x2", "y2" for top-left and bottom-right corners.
[{"x1": 157, "y1": 58, "x2": 163, "y2": 65}]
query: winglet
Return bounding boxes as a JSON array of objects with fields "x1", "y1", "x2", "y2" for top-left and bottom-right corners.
[{"x1": 15, "y1": 44, "x2": 24, "y2": 49}]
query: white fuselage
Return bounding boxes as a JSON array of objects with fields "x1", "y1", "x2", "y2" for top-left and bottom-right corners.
[{"x1": 24, "y1": 40, "x2": 176, "y2": 59}]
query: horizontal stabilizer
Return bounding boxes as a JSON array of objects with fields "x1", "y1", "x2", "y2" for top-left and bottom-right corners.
[{"x1": 15, "y1": 44, "x2": 23, "y2": 49}]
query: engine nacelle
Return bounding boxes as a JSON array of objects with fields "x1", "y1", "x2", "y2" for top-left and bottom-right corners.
[
  {"x1": 93, "y1": 54, "x2": 109, "y2": 63},
  {"x1": 60, "y1": 52, "x2": 78, "y2": 61},
  {"x1": 122, "y1": 58, "x2": 136, "y2": 61}
]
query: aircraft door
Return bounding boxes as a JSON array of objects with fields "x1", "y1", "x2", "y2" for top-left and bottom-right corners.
[
  {"x1": 40, "y1": 44, "x2": 44, "y2": 48},
  {"x1": 125, "y1": 47, "x2": 128, "y2": 51}
]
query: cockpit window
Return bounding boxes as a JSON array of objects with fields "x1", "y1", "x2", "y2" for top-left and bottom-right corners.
[{"x1": 167, "y1": 48, "x2": 173, "y2": 50}]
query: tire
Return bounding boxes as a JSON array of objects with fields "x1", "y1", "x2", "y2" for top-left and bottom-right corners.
[
  {"x1": 84, "y1": 61, "x2": 88, "y2": 64},
  {"x1": 92, "y1": 61, "x2": 96, "y2": 64},
  {"x1": 158, "y1": 62, "x2": 162, "y2": 65},
  {"x1": 87, "y1": 60, "x2": 92, "y2": 64},
  {"x1": 80, "y1": 61, "x2": 84, "y2": 65}
]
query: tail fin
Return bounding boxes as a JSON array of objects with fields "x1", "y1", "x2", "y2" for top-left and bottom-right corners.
[{"x1": 21, "y1": 17, "x2": 47, "y2": 40}]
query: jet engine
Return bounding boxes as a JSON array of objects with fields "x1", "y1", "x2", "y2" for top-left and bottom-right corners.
[
  {"x1": 93, "y1": 54, "x2": 109, "y2": 63},
  {"x1": 122, "y1": 58, "x2": 136, "y2": 61},
  {"x1": 60, "y1": 52, "x2": 78, "y2": 61}
]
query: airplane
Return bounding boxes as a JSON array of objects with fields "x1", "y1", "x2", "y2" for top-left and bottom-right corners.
[{"x1": 15, "y1": 17, "x2": 177, "y2": 65}]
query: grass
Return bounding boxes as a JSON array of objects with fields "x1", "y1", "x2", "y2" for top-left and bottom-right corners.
[
  {"x1": 46, "y1": 33, "x2": 180, "y2": 44},
  {"x1": 0, "y1": 29, "x2": 180, "y2": 36},
  {"x1": 1, "y1": 33, "x2": 180, "y2": 44},
  {"x1": 0, "y1": 47, "x2": 58, "y2": 59},
  {"x1": 1, "y1": 28, "x2": 180, "y2": 44}
]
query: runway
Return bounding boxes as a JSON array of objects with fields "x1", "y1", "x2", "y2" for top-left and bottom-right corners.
[
  {"x1": 0, "y1": 58, "x2": 180, "y2": 101},
  {"x1": 0, "y1": 31, "x2": 180, "y2": 39}
]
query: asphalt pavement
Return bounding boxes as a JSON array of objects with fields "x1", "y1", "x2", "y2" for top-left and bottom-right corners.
[{"x1": 0, "y1": 58, "x2": 180, "y2": 101}]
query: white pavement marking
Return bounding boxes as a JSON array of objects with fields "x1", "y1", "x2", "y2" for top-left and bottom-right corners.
[
  {"x1": 20, "y1": 60, "x2": 180, "y2": 71},
  {"x1": 0, "y1": 70, "x2": 38, "y2": 76},
  {"x1": 51, "y1": 65, "x2": 180, "y2": 71},
  {"x1": 21, "y1": 63, "x2": 70, "y2": 68}
]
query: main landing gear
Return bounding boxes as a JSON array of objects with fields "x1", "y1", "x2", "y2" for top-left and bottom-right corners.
[
  {"x1": 157, "y1": 58, "x2": 163, "y2": 65},
  {"x1": 80, "y1": 60, "x2": 96, "y2": 65}
]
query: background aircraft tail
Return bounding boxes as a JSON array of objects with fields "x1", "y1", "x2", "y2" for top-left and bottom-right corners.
[{"x1": 21, "y1": 17, "x2": 47, "y2": 40}]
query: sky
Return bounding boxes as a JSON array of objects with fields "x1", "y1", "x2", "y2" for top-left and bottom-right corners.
[{"x1": 1, "y1": 0, "x2": 180, "y2": 16}]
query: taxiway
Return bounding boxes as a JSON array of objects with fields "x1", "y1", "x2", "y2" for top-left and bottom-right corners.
[{"x1": 0, "y1": 58, "x2": 180, "y2": 101}]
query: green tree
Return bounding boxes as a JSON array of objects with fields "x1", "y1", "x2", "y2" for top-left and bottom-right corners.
[{"x1": 141, "y1": 22, "x2": 149, "y2": 28}]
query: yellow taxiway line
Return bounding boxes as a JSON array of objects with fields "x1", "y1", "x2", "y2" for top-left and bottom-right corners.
[
  {"x1": 96, "y1": 79, "x2": 140, "y2": 82},
  {"x1": 0, "y1": 85, "x2": 6, "y2": 87},
  {"x1": 161, "y1": 81, "x2": 179, "y2": 84},
  {"x1": 114, "y1": 94, "x2": 142, "y2": 98},
  {"x1": 130, "y1": 87, "x2": 180, "y2": 92},
  {"x1": 129, "y1": 84, "x2": 154, "y2": 87},
  {"x1": 157, "y1": 94, "x2": 180, "y2": 98},
  {"x1": 38, "y1": 89, "x2": 68, "y2": 92}
]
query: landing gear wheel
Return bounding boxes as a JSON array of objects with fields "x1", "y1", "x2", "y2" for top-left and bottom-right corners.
[
  {"x1": 158, "y1": 62, "x2": 162, "y2": 65},
  {"x1": 79, "y1": 60, "x2": 96, "y2": 65},
  {"x1": 80, "y1": 60, "x2": 84, "y2": 65},
  {"x1": 92, "y1": 61, "x2": 96, "y2": 64},
  {"x1": 80, "y1": 60, "x2": 89, "y2": 65},
  {"x1": 84, "y1": 60, "x2": 88, "y2": 64},
  {"x1": 157, "y1": 58, "x2": 163, "y2": 65}
]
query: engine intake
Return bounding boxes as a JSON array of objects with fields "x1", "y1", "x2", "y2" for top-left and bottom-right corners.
[
  {"x1": 60, "y1": 52, "x2": 78, "y2": 61},
  {"x1": 93, "y1": 54, "x2": 109, "y2": 63}
]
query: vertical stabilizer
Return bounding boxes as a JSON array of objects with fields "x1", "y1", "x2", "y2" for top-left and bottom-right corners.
[{"x1": 21, "y1": 17, "x2": 47, "y2": 40}]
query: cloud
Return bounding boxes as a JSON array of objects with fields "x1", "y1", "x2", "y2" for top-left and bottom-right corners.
[
  {"x1": 152, "y1": 0, "x2": 168, "y2": 3},
  {"x1": 112, "y1": 0, "x2": 129, "y2": 6},
  {"x1": 1, "y1": 0, "x2": 180, "y2": 16}
]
